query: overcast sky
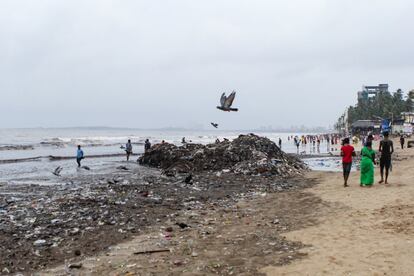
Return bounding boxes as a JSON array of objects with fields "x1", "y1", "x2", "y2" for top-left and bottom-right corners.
[{"x1": 1, "y1": 0, "x2": 413, "y2": 129}]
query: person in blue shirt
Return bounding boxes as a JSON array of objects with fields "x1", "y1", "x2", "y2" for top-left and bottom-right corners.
[{"x1": 76, "y1": 145, "x2": 84, "y2": 167}]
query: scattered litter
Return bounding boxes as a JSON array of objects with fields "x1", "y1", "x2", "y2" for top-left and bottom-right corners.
[
  {"x1": 139, "y1": 134, "x2": 306, "y2": 176},
  {"x1": 176, "y1": 222, "x2": 189, "y2": 229},
  {"x1": 68, "y1": 263, "x2": 83, "y2": 269},
  {"x1": 33, "y1": 239, "x2": 46, "y2": 246}
]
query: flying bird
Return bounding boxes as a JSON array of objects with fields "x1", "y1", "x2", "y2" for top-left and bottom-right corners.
[
  {"x1": 52, "y1": 166, "x2": 63, "y2": 176},
  {"x1": 211, "y1": 122, "x2": 219, "y2": 128},
  {"x1": 217, "y1": 91, "x2": 238, "y2": 112}
]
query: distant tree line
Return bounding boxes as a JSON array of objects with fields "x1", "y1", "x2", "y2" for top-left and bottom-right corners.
[{"x1": 338, "y1": 89, "x2": 414, "y2": 128}]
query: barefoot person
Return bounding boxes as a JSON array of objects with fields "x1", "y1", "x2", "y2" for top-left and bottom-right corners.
[
  {"x1": 340, "y1": 137, "x2": 355, "y2": 187},
  {"x1": 400, "y1": 134, "x2": 405, "y2": 149},
  {"x1": 379, "y1": 132, "x2": 394, "y2": 184},
  {"x1": 360, "y1": 141, "x2": 376, "y2": 187},
  {"x1": 76, "y1": 145, "x2": 84, "y2": 167},
  {"x1": 125, "y1": 139, "x2": 133, "y2": 161}
]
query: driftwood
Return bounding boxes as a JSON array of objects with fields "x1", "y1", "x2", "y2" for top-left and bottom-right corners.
[{"x1": 133, "y1": 249, "x2": 170, "y2": 255}]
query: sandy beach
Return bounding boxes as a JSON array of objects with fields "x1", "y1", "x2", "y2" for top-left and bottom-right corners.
[{"x1": 262, "y1": 140, "x2": 414, "y2": 275}]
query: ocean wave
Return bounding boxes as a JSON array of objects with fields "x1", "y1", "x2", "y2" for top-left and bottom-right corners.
[
  {"x1": 36, "y1": 135, "x2": 234, "y2": 149},
  {"x1": 0, "y1": 157, "x2": 41, "y2": 164},
  {"x1": 0, "y1": 145, "x2": 34, "y2": 151},
  {"x1": 0, "y1": 153, "x2": 141, "y2": 165},
  {"x1": 40, "y1": 138, "x2": 68, "y2": 147},
  {"x1": 39, "y1": 136, "x2": 147, "y2": 147},
  {"x1": 48, "y1": 153, "x2": 139, "y2": 161}
]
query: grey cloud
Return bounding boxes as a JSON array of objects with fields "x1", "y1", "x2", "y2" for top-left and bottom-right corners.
[{"x1": 0, "y1": 0, "x2": 413, "y2": 129}]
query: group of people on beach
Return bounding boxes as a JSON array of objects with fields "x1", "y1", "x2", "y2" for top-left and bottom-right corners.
[
  {"x1": 341, "y1": 131, "x2": 397, "y2": 187},
  {"x1": 74, "y1": 133, "x2": 407, "y2": 182},
  {"x1": 75, "y1": 139, "x2": 152, "y2": 167},
  {"x1": 288, "y1": 134, "x2": 342, "y2": 153}
]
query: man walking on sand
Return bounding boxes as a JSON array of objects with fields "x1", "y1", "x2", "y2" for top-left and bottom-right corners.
[
  {"x1": 379, "y1": 131, "x2": 394, "y2": 184},
  {"x1": 76, "y1": 145, "x2": 84, "y2": 167},
  {"x1": 340, "y1": 137, "x2": 355, "y2": 187},
  {"x1": 400, "y1": 134, "x2": 405, "y2": 149},
  {"x1": 125, "y1": 139, "x2": 133, "y2": 161}
]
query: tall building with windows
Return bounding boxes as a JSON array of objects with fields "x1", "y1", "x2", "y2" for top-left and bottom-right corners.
[{"x1": 357, "y1": 84, "x2": 389, "y2": 100}]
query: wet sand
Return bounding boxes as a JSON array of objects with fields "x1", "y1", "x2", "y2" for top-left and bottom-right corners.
[
  {"x1": 262, "y1": 139, "x2": 414, "y2": 275},
  {"x1": 0, "y1": 162, "x2": 309, "y2": 275},
  {"x1": 40, "y1": 178, "x2": 325, "y2": 276}
]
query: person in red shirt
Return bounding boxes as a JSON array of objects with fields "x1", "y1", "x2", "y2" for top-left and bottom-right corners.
[{"x1": 341, "y1": 137, "x2": 355, "y2": 187}]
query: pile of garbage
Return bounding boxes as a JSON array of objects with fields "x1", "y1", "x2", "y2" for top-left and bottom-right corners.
[{"x1": 139, "y1": 134, "x2": 306, "y2": 176}]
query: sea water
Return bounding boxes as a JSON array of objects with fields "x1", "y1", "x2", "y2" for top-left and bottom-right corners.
[{"x1": 0, "y1": 128, "x2": 338, "y2": 184}]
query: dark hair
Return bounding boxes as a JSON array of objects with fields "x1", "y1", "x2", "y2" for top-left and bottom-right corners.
[
  {"x1": 383, "y1": 131, "x2": 389, "y2": 137},
  {"x1": 77, "y1": 145, "x2": 81, "y2": 148},
  {"x1": 342, "y1": 138, "x2": 350, "y2": 145},
  {"x1": 365, "y1": 141, "x2": 372, "y2": 147}
]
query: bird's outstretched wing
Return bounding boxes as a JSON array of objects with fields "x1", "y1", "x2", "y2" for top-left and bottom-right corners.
[
  {"x1": 224, "y1": 91, "x2": 236, "y2": 108},
  {"x1": 220, "y1": 93, "x2": 227, "y2": 107}
]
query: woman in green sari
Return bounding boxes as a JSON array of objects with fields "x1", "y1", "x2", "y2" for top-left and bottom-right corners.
[{"x1": 360, "y1": 141, "x2": 376, "y2": 186}]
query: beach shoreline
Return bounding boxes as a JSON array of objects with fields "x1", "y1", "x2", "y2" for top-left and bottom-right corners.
[
  {"x1": 39, "y1": 138, "x2": 413, "y2": 275},
  {"x1": 1, "y1": 136, "x2": 412, "y2": 275}
]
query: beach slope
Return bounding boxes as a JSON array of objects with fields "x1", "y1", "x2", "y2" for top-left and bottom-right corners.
[{"x1": 262, "y1": 145, "x2": 414, "y2": 275}]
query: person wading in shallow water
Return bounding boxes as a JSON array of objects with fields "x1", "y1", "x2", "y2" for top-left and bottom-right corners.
[
  {"x1": 125, "y1": 139, "x2": 133, "y2": 161},
  {"x1": 340, "y1": 137, "x2": 355, "y2": 187},
  {"x1": 144, "y1": 139, "x2": 151, "y2": 153},
  {"x1": 379, "y1": 131, "x2": 394, "y2": 184},
  {"x1": 76, "y1": 145, "x2": 84, "y2": 167}
]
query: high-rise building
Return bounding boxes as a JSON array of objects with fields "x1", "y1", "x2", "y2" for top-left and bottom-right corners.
[{"x1": 357, "y1": 84, "x2": 389, "y2": 100}]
